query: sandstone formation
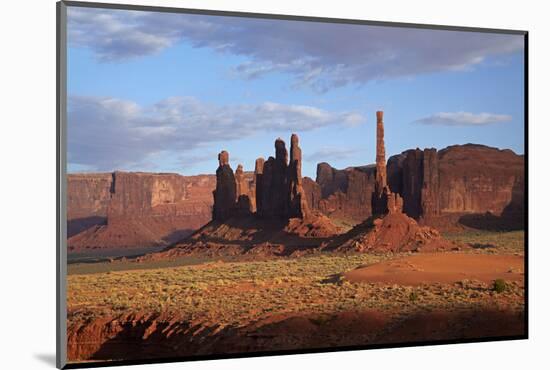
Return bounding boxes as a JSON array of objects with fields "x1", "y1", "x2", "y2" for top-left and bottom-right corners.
[
  {"x1": 235, "y1": 164, "x2": 246, "y2": 198},
  {"x1": 371, "y1": 111, "x2": 403, "y2": 216},
  {"x1": 67, "y1": 306, "x2": 523, "y2": 363},
  {"x1": 67, "y1": 173, "x2": 113, "y2": 237},
  {"x1": 234, "y1": 164, "x2": 253, "y2": 215},
  {"x1": 304, "y1": 164, "x2": 376, "y2": 223},
  {"x1": 67, "y1": 172, "x2": 217, "y2": 252},
  {"x1": 259, "y1": 139, "x2": 290, "y2": 218},
  {"x1": 304, "y1": 143, "x2": 523, "y2": 230},
  {"x1": 254, "y1": 157, "x2": 265, "y2": 213},
  {"x1": 212, "y1": 135, "x2": 311, "y2": 221},
  {"x1": 329, "y1": 111, "x2": 450, "y2": 253},
  {"x1": 257, "y1": 135, "x2": 309, "y2": 219},
  {"x1": 212, "y1": 151, "x2": 237, "y2": 221},
  {"x1": 69, "y1": 117, "x2": 524, "y2": 255},
  {"x1": 287, "y1": 134, "x2": 309, "y2": 218},
  {"x1": 388, "y1": 148, "x2": 439, "y2": 219},
  {"x1": 332, "y1": 212, "x2": 454, "y2": 253},
  {"x1": 187, "y1": 133, "x2": 340, "y2": 253},
  {"x1": 387, "y1": 144, "x2": 524, "y2": 229}
]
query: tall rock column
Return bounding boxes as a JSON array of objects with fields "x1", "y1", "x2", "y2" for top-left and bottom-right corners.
[
  {"x1": 372, "y1": 111, "x2": 403, "y2": 215},
  {"x1": 372, "y1": 111, "x2": 389, "y2": 215},
  {"x1": 212, "y1": 150, "x2": 237, "y2": 221},
  {"x1": 288, "y1": 134, "x2": 309, "y2": 218},
  {"x1": 375, "y1": 111, "x2": 387, "y2": 190}
]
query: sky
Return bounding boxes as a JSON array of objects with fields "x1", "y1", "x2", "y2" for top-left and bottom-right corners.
[{"x1": 66, "y1": 6, "x2": 525, "y2": 179}]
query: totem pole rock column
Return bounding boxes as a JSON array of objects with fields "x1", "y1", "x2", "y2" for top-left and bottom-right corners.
[{"x1": 372, "y1": 111, "x2": 403, "y2": 215}]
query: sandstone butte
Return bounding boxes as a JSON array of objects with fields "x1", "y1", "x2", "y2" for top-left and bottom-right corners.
[{"x1": 67, "y1": 112, "x2": 524, "y2": 252}]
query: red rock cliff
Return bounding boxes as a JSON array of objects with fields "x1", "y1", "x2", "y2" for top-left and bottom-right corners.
[
  {"x1": 67, "y1": 172, "x2": 216, "y2": 251},
  {"x1": 306, "y1": 144, "x2": 523, "y2": 229},
  {"x1": 304, "y1": 164, "x2": 376, "y2": 223},
  {"x1": 387, "y1": 144, "x2": 524, "y2": 228}
]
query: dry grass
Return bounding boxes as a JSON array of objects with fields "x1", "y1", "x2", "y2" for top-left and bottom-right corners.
[
  {"x1": 68, "y1": 231, "x2": 525, "y2": 327},
  {"x1": 443, "y1": 230, "x2": 524, "y2": 254}
]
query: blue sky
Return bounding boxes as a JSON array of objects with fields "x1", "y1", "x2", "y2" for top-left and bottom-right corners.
[{"x1": 67, "y1": 7, "x2": 525, "y2": 179}]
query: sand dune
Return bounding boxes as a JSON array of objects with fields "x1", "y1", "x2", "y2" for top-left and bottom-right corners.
[{"x1": 344, "y1": 253, "x2": 524, "y2": 286}]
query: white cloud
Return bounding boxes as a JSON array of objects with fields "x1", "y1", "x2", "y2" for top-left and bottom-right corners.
[
  {"x1": 67, "y1": 95, "x2": 365, "y2": 171},
  {"x1": 304, "y1": 147, "x2": 362, "y2": 162},
  {"x1": 413, "y1": 111, "x2": 513, "y2": 126},
  {"x1": 67, "y1": 7, "x2": 524, "y2": 91}
]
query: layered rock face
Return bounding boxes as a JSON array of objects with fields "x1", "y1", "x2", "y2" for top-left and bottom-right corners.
[
  {"x1": 67, "y1": 172, "x2": 217, "y2": 251},
  {"x1": 387, "y1": 144, "x2": 524, "y2": 225},
  {"x1": 387, "y1": 148, "x2": 439, "y2": 219},
  {"x1": 67, "y1": 173, "x2": 113, "y2": 237},
  {"x1": 305, "y1": 164, "x2": 376, "y2": 223}
]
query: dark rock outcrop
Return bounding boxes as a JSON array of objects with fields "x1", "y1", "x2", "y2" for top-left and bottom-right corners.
[
  {"x1": 256, "y1": 135, "x2": 310, "y2": 220},
  {"x1": 254, "y1": 158, "x2": 265, "y2": 214},
  {"x1": 212, "y1": 151, "x2": 237, "y2": 221},
  {"x1": 287, "y1": 134, "x2": 309, "y2": 218},
  {"x1": 259, "y1": 139, "x2": 289, "y2": 218}
]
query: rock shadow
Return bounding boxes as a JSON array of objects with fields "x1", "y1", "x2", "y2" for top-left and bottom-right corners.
[
  {"x1": 458, "y1": 178, "x2": 524, "y2": 231},
  {"x1": 67, "y1": 216, "x2": 106, "y2": 237}
]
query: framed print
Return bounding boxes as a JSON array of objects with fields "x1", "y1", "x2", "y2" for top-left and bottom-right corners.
[{"x1": 57, "y1": 1, "x2": 528, "y2": 368}]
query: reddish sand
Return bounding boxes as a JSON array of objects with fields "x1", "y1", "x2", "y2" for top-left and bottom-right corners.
[{"x1": 344, "y1": 253, "x2": 524, "y2": 286}]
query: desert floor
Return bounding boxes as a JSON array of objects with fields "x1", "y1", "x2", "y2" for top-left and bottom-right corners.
[{"x1": 66, "y1": 230, "x2": 525, "y2": 363}]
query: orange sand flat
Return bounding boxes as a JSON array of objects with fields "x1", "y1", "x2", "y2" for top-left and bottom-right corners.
[{"x1": 344, "y1": 253, "x2": 524, "y2": 286}]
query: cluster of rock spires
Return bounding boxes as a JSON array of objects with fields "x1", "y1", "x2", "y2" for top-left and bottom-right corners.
[
  {"x1": 206, "y1": 110, "x2": 454, "y2": 254},
  {"x1": 212, "y1": 133, "x2": 309, "y2": 221},
  {"x1": 67, "y1": 109, "x2": 523, "y2": 252},
  {"x1": 210, "y1": 111, "x2": 448, "y2": 226}
]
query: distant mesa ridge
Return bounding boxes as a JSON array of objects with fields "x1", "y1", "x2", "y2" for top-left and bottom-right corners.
[{"x1": 67, "y1": 112, "x2": 524, "y2": 252}]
